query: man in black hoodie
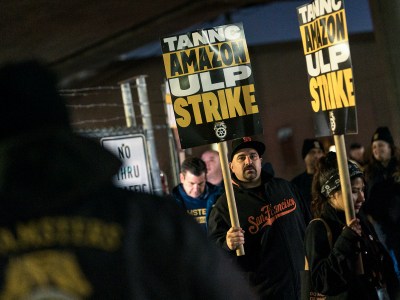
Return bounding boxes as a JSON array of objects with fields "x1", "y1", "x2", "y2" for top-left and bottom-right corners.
[
  {"x1": 208, "y1": 137, "x2": 311, "y2": 300},
  {"x1": 0, "y1": 60, "x2": 256, "y2": 299}
]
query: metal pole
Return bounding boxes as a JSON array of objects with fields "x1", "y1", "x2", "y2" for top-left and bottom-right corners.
[
  {"x1": 161, "y1": 82, "x2": 180, "y2": 188},
  {"x1": 136, "y1": 75, "x2": 163, "y2": 196},
  {"x1": 120, "y1": 82, "x2": 136, "y2": 127}
]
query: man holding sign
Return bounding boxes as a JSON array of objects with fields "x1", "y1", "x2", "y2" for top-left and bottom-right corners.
[{"x1": 208, "y1": 137, "x2": 311, "y2": 299}]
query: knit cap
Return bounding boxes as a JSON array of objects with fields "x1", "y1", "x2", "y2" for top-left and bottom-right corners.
[
  {"x1": 302, "y1": 139, "x2": 324, "y2": 159},
  {"x1": 371, "y1": 126, "x2": 394, "y2": 146}
]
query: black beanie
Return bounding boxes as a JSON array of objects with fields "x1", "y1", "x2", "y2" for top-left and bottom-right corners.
[
  {"x1": 0, "y1": 60, "x2": 70, "y2": 140},
  {"x1": 371, "y1": 126, "x2": 394, "y2": 145},
  {"x1": 302, "y1": 139, "x2": 324, "y2": 159}
]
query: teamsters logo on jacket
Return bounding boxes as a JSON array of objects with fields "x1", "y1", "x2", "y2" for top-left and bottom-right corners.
[
  {"x1": 248, "y1": 198, "x2": 296, "y2": 234},
  {"x1": 0, "y1": 217, "x2": 123, "y2": 299}
]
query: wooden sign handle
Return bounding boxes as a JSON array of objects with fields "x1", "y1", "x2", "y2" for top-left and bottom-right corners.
[
  {"x1": 334, "y1": 134, "x2": 364, "y2": 274},
  {"x1": 218, "y1": 141, "x2": 245, "y2": 256}
]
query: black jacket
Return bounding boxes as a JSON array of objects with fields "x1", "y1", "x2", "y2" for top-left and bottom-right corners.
[
  {"x1": 291, "y1": 171, "x2": 313, "y2": 209},
  {"x1": 0, "y1": 129, "x2": 257, "y2": 299},
  {"x1": 364, "y1": 158, "x2": 400, "y2": 265},
  {"x1": 208, "y1": 171, "x2": 310, "y2": 300},
  {"x1": 304, "y1": 204, "x2": 399, "y2": 300}
]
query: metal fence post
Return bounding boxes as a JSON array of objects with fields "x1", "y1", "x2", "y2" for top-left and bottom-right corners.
[
  {"x1": 136, "y1": 75, "x2": 163, "y2": 196},
  {"x1": 120, "y1": 82, "x2": 137, "y2": 128},
  {"x1": 161, "y1": 82, "x2": 180, "y2": 188}
]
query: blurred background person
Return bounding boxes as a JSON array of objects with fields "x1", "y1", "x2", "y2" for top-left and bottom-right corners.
[
  {"x1": 172, "y1": 157, "x2": 222, "y2": 232},
  {"x1": 364, "y1": 126, "x2": 400, "y2": 281},
  {"x1": 349, "y1": 142, "x2": 366, "y2": 169},
  {"x1": 201, "y1": 149, "x2": 223, "y2": 188},
  {"x1": 291, "y1": 138, "x2": 325, "y2": 209}
]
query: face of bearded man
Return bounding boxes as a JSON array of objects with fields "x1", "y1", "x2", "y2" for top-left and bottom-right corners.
[{"x1": 230, "y1": 148, "x2": 262, "y2": 184}]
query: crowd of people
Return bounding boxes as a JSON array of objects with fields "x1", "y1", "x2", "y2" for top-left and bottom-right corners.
[
  {"x1": 171, "y1": 132, "x2": 400, "y2": 299},
  {"x1": 1, "y1": 59, "x2": 399, "y2": 299}
]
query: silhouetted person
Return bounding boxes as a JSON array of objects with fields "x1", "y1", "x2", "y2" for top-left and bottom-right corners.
[
  {"x1": 349, "y1": 142, "x2": 366, "y2": 169},
  {"x1": 0, "y1": 60, "x2": 256, "y2": 299},
  {"x1": 291, "y1": 138, "x2": 325, "y2": 209}
]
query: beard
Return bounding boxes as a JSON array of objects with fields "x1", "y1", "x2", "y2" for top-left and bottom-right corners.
[{"x1": 242, "y1": 166, "x2": 258, "y2": 181}]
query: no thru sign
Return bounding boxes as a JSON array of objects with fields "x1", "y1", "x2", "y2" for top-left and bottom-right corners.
[{"x1": 101, "y1": 134, "x2": 152, "y2": 193}]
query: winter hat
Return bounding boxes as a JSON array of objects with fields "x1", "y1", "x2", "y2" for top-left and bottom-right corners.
[
  {"x1": 371, "y1": 126, "x2": 394, "y2": 146},
  {"x1": 0, "y1": 60, "x2": 70, "y2": 140},
  {"x1": 302, "y1": 139, "x2": 324, "y2": 159},
  {"x1": 230, "y1": 137, "x2": 265, "y2": 161},
  {"x1": 349, "y1": 142, "x2": 363, "y2": 150},
  {"x1": 321, "y1": 154, "x2": 364, "y2": 197}
]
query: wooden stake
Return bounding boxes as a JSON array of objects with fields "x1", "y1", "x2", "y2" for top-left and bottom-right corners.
[
  {"x1": 218, "y1": 141, "x2": 245, "y2": 256},
  {"x1": 334, "y1": 134, "x2": 364, "y2": 274}
]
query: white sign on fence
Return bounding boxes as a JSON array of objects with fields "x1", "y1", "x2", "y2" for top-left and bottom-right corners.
[{"x1": 101, "y1": 134, "x2": 152, "y2": 193}]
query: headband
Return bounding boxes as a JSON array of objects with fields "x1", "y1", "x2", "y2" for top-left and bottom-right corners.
[{"x1": 321, "y1": 162, "x2": 363, "y2": 197}]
